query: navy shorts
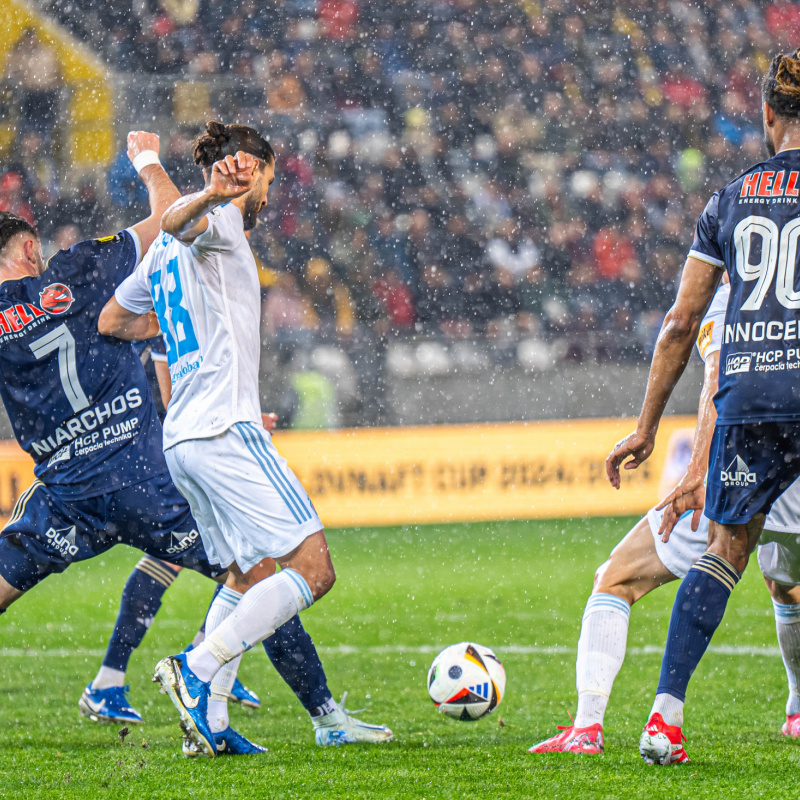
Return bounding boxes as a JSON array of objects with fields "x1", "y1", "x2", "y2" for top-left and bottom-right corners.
[
  {"x1": 706, "y1": 422, "x2": 800, "y2": 525},
  {"x1": 0, "y1": 472, "x2": 224, "y2": 592}
]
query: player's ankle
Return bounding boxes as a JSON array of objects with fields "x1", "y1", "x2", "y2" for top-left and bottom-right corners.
[
  {"x1": 309, "y1": 698, "x2": 339, "y2": 726},
  {"x1": 185, "y1": 642, "x2": 223, "y2": 683},
  {"x1": 651, "y1": 693, "x2": 684, "y2": 728},
  {"x1": 91, "y1": 665, "x2": 126, "y2": 691}
]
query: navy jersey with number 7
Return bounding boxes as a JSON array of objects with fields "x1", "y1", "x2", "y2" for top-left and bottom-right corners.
[
  {"x1": 0, "y1": 230, "x2": 167, "y2": 500},
  {"x1": 690, "y1": 148, "x2": 800, "y2": 424}
]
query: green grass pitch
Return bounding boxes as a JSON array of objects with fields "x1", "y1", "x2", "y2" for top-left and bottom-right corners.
[{"x1": 0, "y1": 517, "x2": 797, "y2": 799}]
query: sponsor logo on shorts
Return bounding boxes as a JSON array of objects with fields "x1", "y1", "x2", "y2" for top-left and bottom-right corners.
[
  {"x1": 725, "y1": 352, "x2": 752, "y2": 375},
  {"x1": 45, "y1": 525, "x2": 79, "y2": 557},
  {"x1": 721, "y1": 455, "x2": 757, "y2": 487},
  {"x1": 165, "y1": 529, "x2": 200, "y2": 555}
]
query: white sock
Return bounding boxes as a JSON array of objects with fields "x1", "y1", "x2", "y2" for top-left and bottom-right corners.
[
  {"x1": 651, "y1": 693, "x2": 684, "y2": 727},
  {"x1": 91, "y1": 665, "x2": 125, "y2": 691},
  {"x1": 573, "y1": 593, "x2": 631, "y2": 728},
  {"x1": 187, "y1": 570, "x2": 313, "y2": 683},
  {"x1": 198, "y1": 586, "x2": 243, "y2": 733},
  {"x1": 773, "y1": 600, "x2": 800, "y2": 716},
  {"x1": 191, "y1": 629, "x2": 205, "y2": 649}
]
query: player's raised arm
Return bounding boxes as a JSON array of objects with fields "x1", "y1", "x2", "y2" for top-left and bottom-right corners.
[
  {"x1": 126, "y1": 131, "x2": 181, "y2": 254},
  {"x1": 606, "y1": 256, "x2": 722, "y2": 488},
  {"x1": 161, "y1": 151, "x2": 256, "y2": 244}
]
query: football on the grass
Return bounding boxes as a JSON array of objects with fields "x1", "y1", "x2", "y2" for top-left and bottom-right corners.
[{"x1": 427, "y1": 642, "x2": 506, "y2": 720}]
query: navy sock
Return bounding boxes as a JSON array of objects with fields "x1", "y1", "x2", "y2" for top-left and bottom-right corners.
[
  {"x1": 657, "y1": 552, "x2": 741, "y2": 701},
  {"x1": 102, "y1": 557, "x2": 177, "y2": 672},
  {"x1": 263, "y1": 615, "x2": 332, "y2": 714}
]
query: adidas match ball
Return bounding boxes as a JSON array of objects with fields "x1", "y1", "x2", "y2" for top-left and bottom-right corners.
[{"x1": 427, "y1": 642, "x2": 506, "y2": 720}]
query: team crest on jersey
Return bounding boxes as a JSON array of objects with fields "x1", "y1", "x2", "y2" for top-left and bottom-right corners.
[{"x1": 39, "y1": 283, "x2": 74, "y2": 315}]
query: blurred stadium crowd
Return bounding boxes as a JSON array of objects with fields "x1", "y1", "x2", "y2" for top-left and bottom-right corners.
[{"x1": 0, "y1": 0, "x2": 795, "y2": 422}]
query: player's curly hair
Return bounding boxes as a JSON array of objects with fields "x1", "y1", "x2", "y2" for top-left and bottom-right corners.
[
  {"x1": 192, "y1": 120, "x2": 275, "y2": 169},
  {"x1": 763, "y1": 49, "x2": 800, "y2": 118},
  {"x1": 0, "y1": 211, "x2": 37, "y2": 257}
]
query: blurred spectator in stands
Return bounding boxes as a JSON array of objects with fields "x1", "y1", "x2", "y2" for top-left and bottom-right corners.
[
  {"x1": 303, "y1": 257, "x2": 355, "y2": 342},
  {"x1": 372, "y1": 269, "x2": 415, "y2": 332},
  {"x1": 107, "y1": 145, "x2": 148, "y2": 211},
  {"x1": 5, "y1": 132, "x2": 56, "y2": 195},
  {"x1": 318, "y1": 0, "x2": 360, "y2": 40},
  {"x1": 161, "y1": 132, "x2": 200, "y2": 194},
  {"x1": 0, "y1": 172, "x2": 34, "y2": 225},
  {"x1": 51, "y1": 224, "x2": 81, "y2": 252},
  {"x1": 486, "y1": 221, "x2": 540, "y2": 281},
  {"x1": 6, "y1": 30, "x2": 62, "y2": 140},
  {"x1": 416, "y1": 265, "x2": 462, "y2": 336},
  {"x1": 59, "y1": 181, "x2": 106, "y2": 237},
  {"x1": 263, "y1": 271, "x2": 316, "y2": 360}
]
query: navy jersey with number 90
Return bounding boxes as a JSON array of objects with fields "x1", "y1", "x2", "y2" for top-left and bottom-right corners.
[
  {"x1": 690, "y1": 148, "x2": 800, "y2": 424},
  {"x1": 0, "y1": 231, "x2": 167, "y2": 499}
]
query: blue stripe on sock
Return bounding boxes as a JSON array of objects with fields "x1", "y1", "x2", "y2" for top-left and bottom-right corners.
[
  {"x1": 218, "y1": 587, "x2": 241, "y2": 606},
  {"x1": 773, "y1": 600, "x2": 800, "y2": 621},
  {"x1": 585, "y1": 593, "x2": 631, "y2": 617},
  {"x1": 283, "y1": 568, "x2": 314, "y2": 607},
  {"x1": 237, "y1": 423, "x2": 304, "y2": 524},
  {"x1": 244, "y1": 423, "x2": 312, "y2": 523}
]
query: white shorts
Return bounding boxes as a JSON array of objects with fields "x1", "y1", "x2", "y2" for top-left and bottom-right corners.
[
  {"x1": 646, "y1": 479, "x2": 800, "y2": 583},
  {"x1": 165, "y1": 421, "x2": 322, "y2": 573}
]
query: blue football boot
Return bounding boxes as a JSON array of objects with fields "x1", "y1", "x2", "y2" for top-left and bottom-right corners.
[
  {"x1": 153, "y1": 653, "x2": 216, "y2": 758},
  {"x1": 182, "y1": 727, "x2": 267, "y2": 757},
  {"x1": 229, "y1": 678, "x2": 261, "y2": 709},
  {"x1": 79, "y1": 684, "x2": 143, "y2": 725}
]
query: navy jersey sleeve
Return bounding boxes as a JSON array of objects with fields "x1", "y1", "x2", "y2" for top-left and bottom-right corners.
[
  {"x1": 688, "y1": 193, "x2": 725, "y2": 268},
  {"x1": 45, "y1": 229, "x2": 142, "y2": 298}
]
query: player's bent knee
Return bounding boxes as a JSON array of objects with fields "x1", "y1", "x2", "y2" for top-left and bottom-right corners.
[
  {"x1": 308, "y1": 561, "x2": 336, "y2": 601},
  {"x1": 0, "y1": 573, "x2": 24, "y2": 610}
]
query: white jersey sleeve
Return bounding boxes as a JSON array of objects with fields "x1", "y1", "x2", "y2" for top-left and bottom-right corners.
[
  {"x1": 188, "y1": 202, "x2": 244, "y2": 251},
  {"x1": 695, "y1": 282, "x2": 730, "y2": 362},
  {"x1": 115, "y1": 247, "x2": 156, "y2": 314}
]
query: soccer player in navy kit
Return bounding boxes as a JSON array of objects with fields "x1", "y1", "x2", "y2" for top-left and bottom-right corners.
[{"x1": 607, "y1": 50, "x2": 800, "y2": 765}]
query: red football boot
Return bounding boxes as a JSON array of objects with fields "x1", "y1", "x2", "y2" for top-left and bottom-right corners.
[{"x1": 639, "y1": 713, "x2": 690, "y2": 765}]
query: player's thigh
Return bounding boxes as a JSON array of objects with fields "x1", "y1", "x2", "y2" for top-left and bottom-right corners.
[
  {"x1": 182, "y1": 423, "x2": 324, "y2": 574},
  {"x1": 759, "y1": 528, "x2": 800, "y2": 593},
  {"x1": 0, "y1": 481, "x2": 109, "y2": 595},
  {"x1": 595, "y1": 516, "x2": 678, "y2": 605},
  {"x1": 706, "y1": 422, "x2": 800, "y2": 528},
  {"x1": 106, "y1": 471, "x2": 226, "y2": 580}
]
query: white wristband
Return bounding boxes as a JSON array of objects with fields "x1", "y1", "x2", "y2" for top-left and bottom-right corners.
[{"x1": 132, "y1": 150, "x2": 161, "y2": 174}]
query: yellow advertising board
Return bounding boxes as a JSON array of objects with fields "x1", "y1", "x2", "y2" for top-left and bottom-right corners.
[{"x1": 0, "y1": 417, "x2": 696, "y2": 528}]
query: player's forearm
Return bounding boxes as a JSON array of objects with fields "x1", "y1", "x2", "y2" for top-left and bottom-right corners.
[
  {"x1": 140, "y1": 163, "x2": 181, "y2": 221},
  {"x1": 98, "y1": 299, "x2": 160, "y2": 341},
  {"x1": 161, "y1": 187, "x2": 224, "y2": 241},
  {"x1": 687, "y1": 353, "x2": 719, "y2": 475},
  {"x1": 637, "y1": 309, "x2": 700, "y2": 437}
]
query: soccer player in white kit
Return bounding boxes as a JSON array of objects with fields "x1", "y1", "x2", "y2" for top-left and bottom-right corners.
[
  {"x1": 98, "y1": 122, "x2": 357, "y2": 758},
  {"x1": 529, "y1": 277, "x2": 800, "y2": 757}
]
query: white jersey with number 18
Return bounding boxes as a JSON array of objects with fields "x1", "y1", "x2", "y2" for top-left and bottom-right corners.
[{"x1": 115, "y1": 202, "x2": 262, "y2": 451}]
